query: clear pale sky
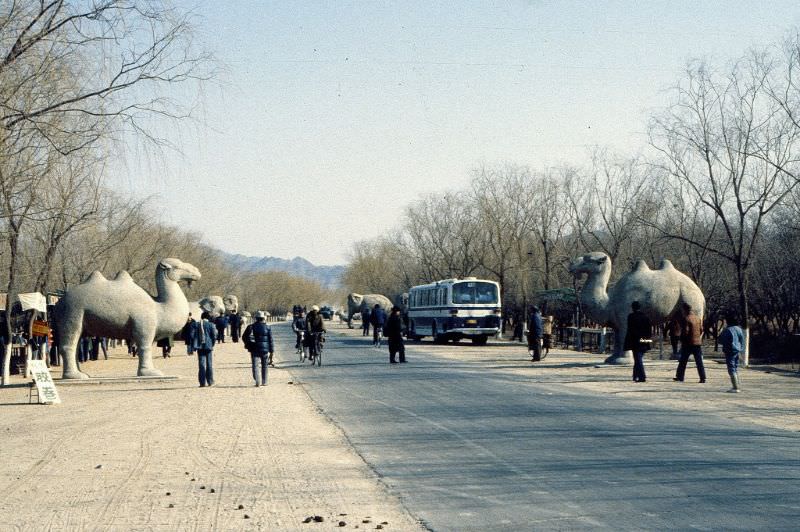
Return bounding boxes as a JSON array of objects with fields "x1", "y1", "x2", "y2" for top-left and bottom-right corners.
[{"x1": 113, "y1": 1, "x2": 800, "y2": 265}]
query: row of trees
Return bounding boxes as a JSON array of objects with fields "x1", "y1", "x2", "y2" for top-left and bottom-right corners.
[
  {"x1": 0, "y1": 2, "x2": 332, "y2": 383},
  {"x1": 344, "y1": 31, "x2": 800, "y2": 362}
]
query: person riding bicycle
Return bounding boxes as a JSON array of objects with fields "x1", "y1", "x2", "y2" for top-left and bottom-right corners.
[
  {"x1": 305, "y1": 305, "x2": 326, "y2": 360},
  {"x1": 292, "y1": 309, "x2": 307, "y2": 353}
]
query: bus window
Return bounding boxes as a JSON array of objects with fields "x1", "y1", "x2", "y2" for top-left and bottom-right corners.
[{"x1": 452, "y1": 282, "x2": 498, "y2": 304}]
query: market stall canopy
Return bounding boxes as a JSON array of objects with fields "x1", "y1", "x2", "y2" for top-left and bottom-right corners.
[{"x1": 16, "y1": 293, "x2": 47, "y2": 313}]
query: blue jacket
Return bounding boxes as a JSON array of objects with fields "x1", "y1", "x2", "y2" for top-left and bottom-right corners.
[
  {"x1": 528, "y1": 311, "x2": 543, "y2": 338},
  {"x1": 371, "y1": 307, "x2": 387, "y2": 327},
  {"x1": 719, "y1": 325, "x2": 745, "y2": 355},
  {"x1": 192, "y1": 320, "x2": 216, "y2": 351},
  {"x1": 244, "y1": 321, "x2": 274, "y2": 354}
]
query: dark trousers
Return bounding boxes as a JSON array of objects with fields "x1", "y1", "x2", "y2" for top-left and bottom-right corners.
[
  {"x1": 632, "y1": 350, "x2": 647, "y2": 381},
  {"x1": 528, "y1": 334, "x2": 542, "y2": 361},
  {"x1": 216, "y1": 328, "x2": 225, "y2": 343},
  {"x1": 373, "y1": 326, "x2": 383, "y2": 345},
  {"x1": 362, "y1": 322, "x2": 370, "y2": 336},
  {"x1": 197, "y1": 349, "x2": 214, "y2": 386},
  {"x1": 251, "y1": 353, "x2": 268, "y2": 385},
  {"x1": 231, "y1": 327, "x2": 240, "y2": 343},
  {"x1": 669, "y1": 336, "x2": 680, "y2": 359},
  {"x1": 675, "y1": 345, "x2": 706, "y2": 381},
  {"x1": 388, "y1": 337, "x2": 405, "y2": 362}
]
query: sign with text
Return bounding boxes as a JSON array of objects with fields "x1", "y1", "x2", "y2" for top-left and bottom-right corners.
[
  {"x1": 29, "y1": 360, "x2": 61, "y2": 404},
  {"x1": 32, "y1": 320, "x2": 50, "y2": 336}
]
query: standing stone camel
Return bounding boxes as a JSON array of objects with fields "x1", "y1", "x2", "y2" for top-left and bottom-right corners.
[
  {"x1": 569, "y1": 252, "x2": 705, "y2": 364},
  {"x1": 54, "y1": 258, "x2": 201, "y2": 379},
  {"x1": 346, "y1": 293, "x2": 393, "y2": 329}
]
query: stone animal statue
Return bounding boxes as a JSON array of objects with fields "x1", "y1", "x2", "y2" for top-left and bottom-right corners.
[
  {"x1": 569, "y1": 252, "x2": 705, "y2": 364},
  {"x1": 346, "y1": 293, "x2": 393, "y2": 329},
  {"x1": 189, "y1": 296, "x2": 225, "y2": 319},
  {"x1": 223, "y1": 294, "x2": 239, "y2": 314},
  {"x1": 54, "y1": 258, "x2": 201, "y2": 379}
]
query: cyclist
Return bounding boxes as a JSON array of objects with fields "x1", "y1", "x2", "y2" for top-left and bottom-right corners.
[
  {"x1": 292, "y1": 309, "x2": 307, "y2": 355},
  {"x1": 305, "y1": 305, "x2": 326, "y2": 361}
]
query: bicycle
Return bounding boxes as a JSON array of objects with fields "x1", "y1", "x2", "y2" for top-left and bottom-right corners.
[{"x1": 307, "y1": 331, "x2": 324, "y2": 366}]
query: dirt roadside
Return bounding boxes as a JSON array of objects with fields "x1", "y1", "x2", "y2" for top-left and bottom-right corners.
[{"x1": 0, "y1": 331, "x2": 426, "y2": 532}]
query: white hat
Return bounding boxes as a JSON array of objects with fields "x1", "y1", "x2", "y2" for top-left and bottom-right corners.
[
  {"x1": 311, "y1": 305, "x2": 320, "y2": 311},
  {"x1": 255, "y1": 310, "x2": 266, "y2": 319}
]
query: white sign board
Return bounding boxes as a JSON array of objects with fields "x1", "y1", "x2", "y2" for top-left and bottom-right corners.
[{"x1": 29, "y1": 360, "x2": 61, "y2": 404}]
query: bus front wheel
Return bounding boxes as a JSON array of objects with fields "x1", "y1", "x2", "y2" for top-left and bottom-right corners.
[{"x1": 471, "y1": 335, "x2": 488, "y2": 346}]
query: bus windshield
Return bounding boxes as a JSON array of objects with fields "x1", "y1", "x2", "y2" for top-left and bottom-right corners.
[{"x1": 451, "y1": 282, "x2": 498, "y2": 305}]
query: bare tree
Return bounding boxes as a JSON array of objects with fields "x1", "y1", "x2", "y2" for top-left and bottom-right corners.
[{"x1": 649, "y1": 54, "x2": 800, "y2": 364}]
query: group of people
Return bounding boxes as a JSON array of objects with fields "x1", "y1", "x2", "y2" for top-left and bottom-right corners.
[
  {"x1": 180, "y1": 310, "x2": 276, "y2": 387},
  {"x1": 358, "y1": 304, "x2": 405, "y2": 362},
  {"x1": 624, "y1": 301, "x2": 745, "y2": 392},
  {"x1": 291, "y1": 305, "x2": 327, "y2": 361}
]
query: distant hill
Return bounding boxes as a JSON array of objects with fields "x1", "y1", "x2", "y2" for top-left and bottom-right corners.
[{"x1": 222, "y1": 252, "x2": 344, "y2": 289}]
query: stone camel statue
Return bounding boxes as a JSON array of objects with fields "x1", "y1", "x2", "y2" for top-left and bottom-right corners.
[
  {"x1": 569, "y1": 252, "x2": 705, "y2": 364},
  {"x1": 54, "y1": 258, "x2": 201, "y2": 379},
  {"x1": 346, "y1": 293, "x2": 393, "y2": 329}
]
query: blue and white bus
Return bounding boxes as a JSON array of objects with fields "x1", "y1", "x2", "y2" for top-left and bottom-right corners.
[{"x1": 407, "y1": 277, "x2": 501, "y2": 345}]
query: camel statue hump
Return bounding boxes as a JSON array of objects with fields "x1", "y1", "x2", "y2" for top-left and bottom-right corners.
[
  {"x1": 86, "y1": 271, "x2": 107, "y2": 284},
  {"x1": 631, "y1": 259, "x2": 650, "y2": 272},
  {"x1": 658, "y1": 259, "x2": 675, "y2": 270},
  {"x1": 113, "y1": 270, "x2": 133, "y2": 282}
]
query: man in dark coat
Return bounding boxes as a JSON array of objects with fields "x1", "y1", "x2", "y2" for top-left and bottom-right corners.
[
  {"x1": 674, "y1": 303, "x2": 706, "y2": 383},
  {"x1": 243, "y1": 311, "x2": 274, "y2": 386},
  {"x1": 370, "y1": 304, "x2": 387, "y2": 346},
  {"x1": 228, "y1": 311, "x2": 242, "y2": 343},
  {"x1": 384, "y1": 306, "x2": 406, "y2": 364},
  {"x1": 527, "y1": 306, "x2": 544, "y2": 361},
  {"x1": 361, "y1": 307, "x2": 371, "y2": 336},
  {"x1": 624, "y1": 301, "x2": 652, "y2": 383},
  {"x1": 214, "y1": 314, "x2": 228, "y2": 343},
  {"x1": 192, "y1": 312, "x2": 217, "y2": 387}
]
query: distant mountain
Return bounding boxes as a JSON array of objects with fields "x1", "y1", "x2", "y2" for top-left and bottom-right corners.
[{"x1": 222, "y1": 252, "x2": 344, "y2": 289}]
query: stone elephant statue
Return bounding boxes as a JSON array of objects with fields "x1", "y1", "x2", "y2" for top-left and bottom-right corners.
[
  {"x1": 347, "y1": 293, "x2": 393, "y2": 329},
  {"x1": 189, "y1": 296, "x2": 226, "y2": 319},
  {"x1": 223, "y1": 294, "x2": 239, "y2": 314}
]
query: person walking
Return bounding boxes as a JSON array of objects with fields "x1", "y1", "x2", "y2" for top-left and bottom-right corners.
[
  {"x1": 542, "y1": 315, "x2": 554, "y2": 356},
  {"x1": 193, "y1": 311, "x2": 216, "y2": 387},
  {"x1": 385, "y1": 306, "x2": 406, "y2": 363},
  {"x1": 527, "y1": 306, "x2": 544, "y2": 361},
  {"x1": 93, "y1": 336, "x2": 108, "y2": 360},
  {"x1": 665, "y1": 318, "x2": 682, "y2": 360},
  {"x1": 371, "y1": 304, "x2": 387, "y2": 346},
  {"x1": 243, "y1": 311, "x2": 274, "y2": 387},
  {"x1": 214, "y1": 314, "x2": 228, "y2": 343},
  {"x1": 157, "y1": 335, "x2": 173, "y2": 358},
  {"x1": 228, "y1": 311, "x2": 242, "y2": 343},
  {"x1": 719, "y1": 312, "x2": 745, "y2": 393},
  {"x1": 181, "y1": 314, "x2": 196, "y2": 355},
  {"x1": 361, "y1": 307, "x2": 371, "y2": 337},
  {"x1": 673, "y1": 303, "x2": 706, "y2": 383},
  {"x1": 624, "y1": 301, "x2": 652, "y2": 383},
  {"x1": 511, "y1": 311, "x2": 524, "y2": 342}
]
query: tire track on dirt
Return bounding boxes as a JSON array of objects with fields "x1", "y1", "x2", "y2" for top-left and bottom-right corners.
[{"x1": 92, "y1": 426, "x2": 155, "y2": 532}]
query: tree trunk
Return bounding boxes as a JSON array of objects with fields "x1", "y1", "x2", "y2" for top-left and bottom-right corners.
[{"x1": 737, "y1": 267, "x2": 751, "y2": 367}]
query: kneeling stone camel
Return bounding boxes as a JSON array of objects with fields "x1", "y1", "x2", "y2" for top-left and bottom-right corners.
[
  {"x1": 55, "y1": 258, "x2": 201, "y2": 379},
  {"x1": 569, "y1": 252, "x2": 705, "y2": 364}
]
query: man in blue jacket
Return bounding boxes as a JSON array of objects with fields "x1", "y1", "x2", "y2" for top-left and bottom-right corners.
[
  {"x1": 243, "y1": 311, "x2": 274, "y2": 387},
  {"x1": 193, "y1": 312, "x2": 217, "y2": 387},
  {"x1": 370, "y1": 304, "x2": 387, "y2": 346},
  {"x1": 527, "y1": 306, "x2": 544, "y2": 362}
]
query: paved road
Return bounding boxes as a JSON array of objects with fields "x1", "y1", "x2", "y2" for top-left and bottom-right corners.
[{"x1": 275, "y1": 324, "x2": 800, "y2": 531}]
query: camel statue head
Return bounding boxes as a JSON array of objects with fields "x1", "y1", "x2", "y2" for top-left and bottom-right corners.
[
  {"x1": 158, "y1": 258, "x2": 201, "y2": 287},
  {"x1": 348, "y1": 293, "x2": 363, "y2": 306},
  {"x1": 568, "y1": 252, "x2": 610, "y2": 278}
]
